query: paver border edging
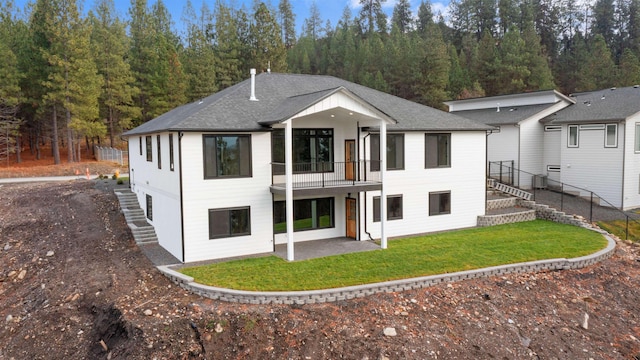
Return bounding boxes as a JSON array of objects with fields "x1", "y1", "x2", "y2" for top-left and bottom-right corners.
[{"x1": 157, "y1": 230, "x2": 616, "y2": 305}]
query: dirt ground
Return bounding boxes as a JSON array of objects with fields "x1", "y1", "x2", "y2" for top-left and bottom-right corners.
[{"x1": 1, "y1": 171, "x2": 640, "y2": 358}]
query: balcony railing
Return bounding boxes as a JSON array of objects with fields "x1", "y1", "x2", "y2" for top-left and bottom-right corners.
[{"x1": 271, "y1": 160, "x2": 381, "y2": 189}]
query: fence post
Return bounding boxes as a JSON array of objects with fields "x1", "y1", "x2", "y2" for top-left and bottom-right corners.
[
  {"x1": 590, "y1": 192, "x2": 593, "y2": 223},
  {"x1": 626, "y1": 217, "x2": 629, "y2": 240},
  {"x1": 561, "y1": 183, "x2": 564, "y2": 211}
]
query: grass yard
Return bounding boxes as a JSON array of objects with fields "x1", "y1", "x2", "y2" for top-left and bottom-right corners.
[
  {"x1": 597, "y1": 220, "x2": 640, "y2": 242},
  {"x1": 180, "y1": 220, "x2": 608, "y2": 291}
]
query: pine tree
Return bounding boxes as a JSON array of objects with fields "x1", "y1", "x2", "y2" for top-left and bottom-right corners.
[
  {"x1": 618, "y1": 48, "x2": 640, "y2": 85},
  {"x1": 416, "y1": 0, "x2": 434, "y2": 35},
  {"x1": 358, "y1": 0, "x2": 387, "y2": 36},
  {"x1": 496, "y1": 27, "x2": 530, "y2": 94},
  {"x1": 90, "y1": 0, "x2": 140, "y2": 146},
  {"x1": 213, "y1": 1, "x2": 245, "y2": 89},
  {"x1": 414, "y1": 26, "x2": 451, "y2": 108},
  {"x1": 278, "y1": 0, "x2": 296, "y2": 48},
  {"x1": 577, "y1": 34, "x2": 617, "y2": 91},
  {"x1": 43, "y1": 0, "x2": 103, "y2": 162},
  {"x1": 391, "y1": 0, "x2": 412, "y2": 33},
  {"x1": 447, "y1": 45, "x2": 472, "y2": 99},
  {"x1": 522, "y1": 22, "x2": 556, "y2": 90},
  {"x1": 249, "y1": 3, "x2": 287, "y2": 72},
  {"x1": 181, "y1": 0, "x2": 218, "y2": 102},
  {"x1": 476, "y1": 30, "x2": 501, "y2": 95},
  {"x1": 303, "y1": 1, "x2": 323, "y2": 40}
]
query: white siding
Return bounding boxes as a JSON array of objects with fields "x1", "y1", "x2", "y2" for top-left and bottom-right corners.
[
  {"x1": 543, "y1": 128, "x2": 561, "y2": 184},
  {"x1": 623, "y1": 115, "x2": 640, "y2": 209},
  {"x1": 560, "y1": 123, "x2": 624, "y2": 207},
  {"x1": 361, "y1": 131, "x2": 486, "y2": 239},
  {"x1": 518, "y1": 118, "x2": 544, "y2": 188},
  {"x1": 129, "y1": 133, "x2": 183, "y2": 260},
  {"x1": 488, "y1": 125, "x2": 519, "y2": 170},
  {"x1": 180, "y1": 132, "x2": 274, "y2": 262}
]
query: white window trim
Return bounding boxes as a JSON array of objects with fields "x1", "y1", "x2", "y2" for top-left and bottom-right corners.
[
  {"x1": 605, "y1": 124, "x2": 617, "y2": 148},
  {"x1": 568, "y1": 125, "x2": 579, "y2": 148}
]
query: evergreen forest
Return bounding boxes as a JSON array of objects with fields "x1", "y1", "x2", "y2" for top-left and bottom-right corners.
[{"x1": 1, "y1": 0, "x2": 639, "y2": 164}]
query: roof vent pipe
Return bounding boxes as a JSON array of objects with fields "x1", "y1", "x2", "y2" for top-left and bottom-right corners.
[
  {"x1": 496, "y1": 103, "x2": 500, "y2": 112},
  {"x1": 249, "y1": 68, "x2": 258, "y2": 101}
]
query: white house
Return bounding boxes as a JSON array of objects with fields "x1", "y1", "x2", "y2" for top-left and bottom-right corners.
[
  {"x1": 445, "y1": 91, "x2": 575, "y2": 187},
  {"x1": 542, "y1": 86, "x2": 640, "y2": 210},
  {"x1": 123, "y1": 72, "x2": 491, "y2": 263}
]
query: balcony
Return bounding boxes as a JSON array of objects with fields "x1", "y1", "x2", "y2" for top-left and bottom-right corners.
[{"x1": 270, "y1": 160, "x2": 382, "y2": 196}]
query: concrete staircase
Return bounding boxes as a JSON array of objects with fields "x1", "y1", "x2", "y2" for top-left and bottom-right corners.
[
  {"x1": 478, "y1": 182, "x2": 536, "y2": 227},
  {"x1": 115, "y1": 189, "x2": 159, "y2": 244}
]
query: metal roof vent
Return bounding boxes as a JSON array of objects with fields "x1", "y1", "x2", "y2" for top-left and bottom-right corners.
[
  {"x1": 496, "y1": 103, "x2": 500, "y2": 112},
  {"x1": 249, "y1": 68, "x2": 258, "y2": 101},
  {"x1": 610, "y1": 87, "x2": 617, "y2": 91},
  {"x1": 634, "y1": 85, "x2": 640, "y2": 88}
]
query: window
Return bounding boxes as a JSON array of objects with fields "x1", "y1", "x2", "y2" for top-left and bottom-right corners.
[
  {"x1": 371, "y1": 134, "x2": 405, "y2": 171},
  {"x1": 273, "y1": 198, "x2": 334, "y2": 233},
  {"x1": 429, "y1": 191, "x2": 451, "y2": 216},
  {"x1": 271, "y1": 129, "x2": 334, "y2": 174},
  {"x1": 605, "y1": 124, "x2": 617, "y2": 148},
  {"x1": 146, "y1": 194, "x2": 153, "y2": 221},
  {"x1": 568, "y1": 125, "x2": 579, "y2": 147},
  {"x1": 425, "y1": 133, "x2": 451, "y2": 168},
  {"x1": 203, "y1": 135, "x2": 252, "y2": 178},
  {"x1": 146, "y1": 136, "x2": 152, "y2": 161},
  {"x1": 157, "y1": 135, "x2": 161, "y2": 169},
  {"x1": 169, "y1": 134, "x2": 174, "y2": 171},
  {"x1": 373, "y1": 195, "x2": 403, "y2": 222},
  {"x1": 139, "y1": 136, "x2": 143, "y2": 156},
  {"x1": 208, "y1": 207, "x2": 251, "y2": 239},
  {"x1": 544, "y1": 125, "x2": 561, "y2": 132}
]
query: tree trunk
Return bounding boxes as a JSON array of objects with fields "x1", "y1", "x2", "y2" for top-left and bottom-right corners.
[
  {"x1": 109, "y1": 106, "x2": 115, "y2": 147},
  {"x1": 15, "y1": 135, "x2": 21, "y2": 163},
  {"x1": 52, "y1": 106, "x2": 61, "y2": 165},
  {"x1": 66, "y1": 106, "x2": 73, "y2": 163}
]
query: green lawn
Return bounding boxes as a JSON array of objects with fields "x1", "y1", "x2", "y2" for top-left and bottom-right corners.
[
  {"x1": 597, "y1": 220, "x2": 640, "y2": 242},
  {"x1": 180, "y1": 220, "x2": 608, "y2": 291}
]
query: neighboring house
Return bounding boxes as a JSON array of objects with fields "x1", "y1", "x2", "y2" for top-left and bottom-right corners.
[
  {"x1": 123, "y1": 71, "x2": 491, "y2": 263},
  {"x1": 542, "y1": 86, "x2": 640, "y2": 210},
  {"x1": 444, "y1": 91, "x2": 575, "y2": 186}
]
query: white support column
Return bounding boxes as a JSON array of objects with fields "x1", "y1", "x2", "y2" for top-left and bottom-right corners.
[
  {"x1": 285, "y1": 120, "x2": 295, "y2": 261},
  {"x1": 380, "y1": 120, "x2": 387, "y2": 249}
]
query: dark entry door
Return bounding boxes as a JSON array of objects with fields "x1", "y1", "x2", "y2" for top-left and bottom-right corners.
[
  {"x1": 345, "y1": 140, "x2": 356, "y2": 181},
  {"x1": 346, "y1": 197, "x2": 357, "y2": 239}
]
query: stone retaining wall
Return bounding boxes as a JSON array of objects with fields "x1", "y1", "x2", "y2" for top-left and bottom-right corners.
[{"x1": 158, "y1": 227, "x2": 616, "y2": 305}]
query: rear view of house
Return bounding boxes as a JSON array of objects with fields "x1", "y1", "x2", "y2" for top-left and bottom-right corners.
[{"x1": 123, "y1": 72, "x2": 490, "y2": 263}]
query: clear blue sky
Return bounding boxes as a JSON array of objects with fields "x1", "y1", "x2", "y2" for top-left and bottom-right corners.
[{"x1": 12, "y1": 0, "x2": 450, "y2": 36}]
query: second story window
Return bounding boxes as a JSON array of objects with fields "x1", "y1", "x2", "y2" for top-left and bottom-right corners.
[
  {"x1": 203, "y1": 135, "x2": 252, "y2": 179},
  {"x1": 371, "y1": 134, "x2": 405, "y2": 171}
]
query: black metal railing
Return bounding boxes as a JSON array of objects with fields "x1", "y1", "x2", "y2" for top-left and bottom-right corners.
[
  {"x1": 489, "y1": 161, "x2": 640, "y2": 241},
  {"x1": 271, "y1": 160, "x2": 381, "y2": 189}
]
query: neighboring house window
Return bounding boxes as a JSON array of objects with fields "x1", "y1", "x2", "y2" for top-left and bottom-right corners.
[
  {"x1": 146, "y1": 194, "x2": 153, "y2": 221},
  {"x1": 146, "y1": 136, "x2": 152, "y2": 161},
  {"x1": 139, "y1": 136, "x2": 143, "y2": 156},
  {"x1": 157, "y1": 135, "x2": 161, "y2": 169},
  {"x1": 169, "y1": 134, "x2": 174, "y2": 171},
  {"x1": 605, "y1": 124, "x2": 617, "y2": 148},
  {"x1": 425, "y1": 133, "x2": 451, "y2": 168},
  {"x1": 271, "y1": 129, "x2": 334, "y2": 174},
  {"x1": 208, "y1": 207, "x2": 251, "y2": 239},
  {"x1": 273, "y1": 198, "x2": 334, "y2": 233},
  {"x1": 429, "y1": 191, "x2": 451, "y2": 216},
  {"x1": 373, "y1": 195, "x2": 403, "y2": 222},
  {"x1": 636, "y1": 123, "x2": 640, "y2": 152},
  {"x1": 203, "y1": 135, "x2": 252, "y2": 178},
  {"x1": 568, "y1": 125, "x2": 579, "y2": 147},
  {"x1": 371, "y1": 134, "x2": 405, "y2": 171}
]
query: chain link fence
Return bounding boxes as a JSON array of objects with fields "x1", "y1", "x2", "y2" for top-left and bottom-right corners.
[{"x1": 94, "y1": 146, "x2": 128, "y2": 166}]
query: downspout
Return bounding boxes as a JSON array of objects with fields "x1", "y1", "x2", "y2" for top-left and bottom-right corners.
[
  {"x1": 362, "y1": 132, "x2": 374, "y2": 241},
  {"x1": 178, "y1": 132, "x2": 186, "y2": 263},
  {"x1": 516, "y1": 123, "x2": 521, "y2": 187},
  {"x1": 621, "y1": 120, "x2": 626, "y2": 209}
]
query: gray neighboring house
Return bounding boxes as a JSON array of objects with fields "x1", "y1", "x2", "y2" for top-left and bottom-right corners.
[
  {"x1": 445, "y1": 90, "x2": 575, "y2": 187},
  {"x1": 123, "y1": 71, "x2": 491, "y2": 263},
  {"x1": 542, "y1": 86, "x2": 640, "y2": 209}
]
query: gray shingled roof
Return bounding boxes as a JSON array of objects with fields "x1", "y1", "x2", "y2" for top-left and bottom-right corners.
[
  {"x1": 544, "y1": 86, "x2": 640, "y2": 124},
  {"x1": 123, "y1": 73, "x2": 491, "y2": 136},
  {"x1": 452, "y1": 104, "x2": 556, "y2": 125}
]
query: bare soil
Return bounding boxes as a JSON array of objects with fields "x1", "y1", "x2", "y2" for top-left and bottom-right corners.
[{"x1": 1, "y1": 164, "x2": 640, "y2": 359}]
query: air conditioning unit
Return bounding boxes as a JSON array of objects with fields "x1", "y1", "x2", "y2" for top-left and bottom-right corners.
[{"x1": 533, "y1": 174, "x2": 548, "y2": 189}]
